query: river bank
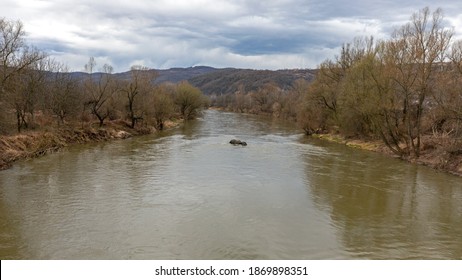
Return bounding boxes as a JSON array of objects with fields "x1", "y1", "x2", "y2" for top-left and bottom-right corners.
[
  {"x1": 211, "y1": 107, "x2": 462, "y2": 177},
  {"x1": 0, "y1": 120, "x2": 180, "y2": 170},
  {"x1": 3, "y1": 109, "x2": 461, "y2": 260},
  {"x1": 2, "y1": 109, "x2": 461, "y2": 177},
  {"x1": 312, "y1": 133, "x2": 462, "y2": 177}
]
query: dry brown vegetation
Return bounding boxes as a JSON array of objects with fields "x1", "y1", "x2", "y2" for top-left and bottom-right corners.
[
  {"x1": 2, "y1": 8, "x2": 462, "y2": 176},
  {"x1": 0, "y1": 118, "x2": 184, "y2": 170},
  {"x1": 212, "y1": 7, "x2": 462, "y2": 176},
  {"x1": 0, "y1": 17, "x2": 208, "y2": 170}
]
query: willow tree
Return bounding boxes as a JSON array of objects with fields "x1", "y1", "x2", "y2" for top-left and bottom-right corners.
[
  {"x1": 174, "y1": 81, "x2": 206, "y2": 120},
  {"x1": 121, "y1": 65, "x2": 157, "y2": 128},
  {"x1": 430, "y1": 40, "x2": 462, "y2": 138},
  {"x1": 387, "y1": 7, "x2": 453, "y2": 157},
  {"x1": 448, "y1": 40, "x2": 462, "y2": 127},
  {"x1": 149, "y1": 85, "x2": 174, "y2": 130},
  {"x1": 309, "y1": 37, "x2": 375, "y2": 125}
]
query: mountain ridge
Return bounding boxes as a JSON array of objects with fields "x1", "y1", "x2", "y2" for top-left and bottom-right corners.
[{"x1": 70, "y1": 66, "x2": 317, "y2": 95}]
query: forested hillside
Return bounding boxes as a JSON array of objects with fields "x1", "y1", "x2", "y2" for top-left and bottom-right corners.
[
  {"x1": 187, "y1": 68, "x2": 316, "y2": 95},
  {"x1": 70, "y1": 67, "x2": 316, "y2": 97}
]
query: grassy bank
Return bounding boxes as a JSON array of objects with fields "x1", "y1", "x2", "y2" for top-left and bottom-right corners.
[{"x1": 0, "y1": 120, "x2": 180, "y2": 170}]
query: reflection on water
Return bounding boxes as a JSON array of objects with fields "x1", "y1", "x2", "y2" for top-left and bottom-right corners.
[
  {"x1": 0, "y1": 110, "x2": 461, "y2": 259},
  {"x1": 302, "y1": 138, "x2": 462, "y2": 259}
]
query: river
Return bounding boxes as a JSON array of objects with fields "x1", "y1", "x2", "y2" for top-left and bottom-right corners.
[{"x1": 0, "y1": 110, "x2": 461, "y2": 259}]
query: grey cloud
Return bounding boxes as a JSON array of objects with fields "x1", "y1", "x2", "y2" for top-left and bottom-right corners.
[{"x1": 3, "y1": 0, "x2": 461, "y2": 72}]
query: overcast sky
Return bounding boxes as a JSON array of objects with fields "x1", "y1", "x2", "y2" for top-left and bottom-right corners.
[{"x1": 3, "y1": 0, "x2": 462, "y2": 72}]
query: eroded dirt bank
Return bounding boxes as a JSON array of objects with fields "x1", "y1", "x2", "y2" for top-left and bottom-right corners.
[{"x1": 0, "y1": 120, "x2": 179, "y2": 170}]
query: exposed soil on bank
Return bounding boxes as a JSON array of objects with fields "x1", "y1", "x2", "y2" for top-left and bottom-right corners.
[
  {"x1": 0, "y1": 120, "x2": 180, "y2": 171},
  {"x1": 313, "y1": 133, "x2": 462, "y2": 177},
  {"x1": 4, "y1": 110, "x2": 460, "y2": 178},
  {"x1": 211, "y1": 107, "x2": 462, "y2": 177}
]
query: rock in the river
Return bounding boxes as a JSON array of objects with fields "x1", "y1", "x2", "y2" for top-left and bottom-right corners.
[{"x1": 230, "y1": 139, "x2": 247, "y2": 146}]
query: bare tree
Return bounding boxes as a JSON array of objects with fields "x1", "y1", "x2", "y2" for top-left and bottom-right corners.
[
  {"x1": 4, "y1": 48, "x2": 48, "y2": 132},
  {"x1": 83, "y1": 58, "x2": 119, "y2": 127},
  {"x1": 121, "y1": 65, "x2": 157, "y2": 128},
  {"x1": 46, "y1": 61, "x2": 81, "y2": 125},
  {"x1": 1, "y1": 18, "x2": 46, "y2": 133},
  {"x1": 1, "y1": 19, "x2": 46, "y2": 93}
]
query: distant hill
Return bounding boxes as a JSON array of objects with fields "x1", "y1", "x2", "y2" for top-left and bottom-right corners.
[
  {"x1": 70, "y1": 66, "x2": 217, "y2": 83},
  {"x1": 187, "y1": 68, "x2": 316, "y2": 95},
  {"x1": 110, "y1": 66, "x2": 218, "y2": 84},
  {"x1": 70, "y1": 66, "x2": 317, "y2": 95},
  {"x1": 155, "y1": 66, "x2": 218, "y2": 83}
]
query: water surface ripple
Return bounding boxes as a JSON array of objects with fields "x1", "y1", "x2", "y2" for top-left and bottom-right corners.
[{"x1": 1, "y1": 110, "x2": 461, "y2": 259}]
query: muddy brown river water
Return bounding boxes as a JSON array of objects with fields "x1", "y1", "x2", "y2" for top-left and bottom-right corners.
[{"x1": 1, "y1": 110, "x2": 461, "y2": 259}]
